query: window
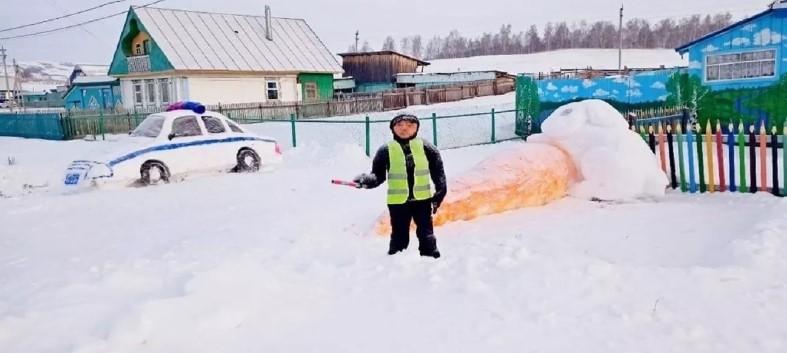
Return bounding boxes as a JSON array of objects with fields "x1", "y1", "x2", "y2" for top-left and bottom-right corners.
[
  {"x1": 132, "y1": 80, "x2": 143, "y2": 106},
  {"x1": 201, "y1": 116, "x2": 226, "y2": 134},
  {"x1": 135, "y1": 43, "x2": 143, "y2": 55},
  {"x1": 171, "y1": 116, "x2": 202, "y2": 137},
  {"x1": 227, "y1": 120, "x2": 244, "y2": 133},
  {"x1": 705, "y1": 49, "x2": 776, "y2": 82},
  {"x1": 158, "y1": 78, "x2": 171, "y2": 105},
  {"x1": 145, "y1": 79, "x2": 156, "y2": 104},
  {"x1": 143, "y1": 39, "x2": 151, "y2": 55},
  {"x1": 131, "y1": 115, "x2": 165, "y2": 137},
  {"x1": 266, "y1": 80, "x2": 279, "y2": 100},
  {"x1": 304, "y1": 82, "x2": 317, "y2": 101}
]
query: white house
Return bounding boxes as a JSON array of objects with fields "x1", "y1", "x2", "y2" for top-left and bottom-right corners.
[{"x1": 108, "y1": 6, "x2": 342, "y2": 110}]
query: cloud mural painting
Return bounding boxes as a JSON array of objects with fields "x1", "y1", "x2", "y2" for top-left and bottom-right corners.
[
  {"x1": 702, "y1": 44, "x2": 719, "y2": 53},
  {"x1": 561, "y1": 85, "x2": 579, "y2": 93},
  {"x1": 754, "y1": 28, "x2": 782, "y2": 46}
]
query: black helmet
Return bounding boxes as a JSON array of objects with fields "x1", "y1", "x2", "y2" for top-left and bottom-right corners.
[{"x1": 389, "y1": 113, "x2": 420, "y2": 130}]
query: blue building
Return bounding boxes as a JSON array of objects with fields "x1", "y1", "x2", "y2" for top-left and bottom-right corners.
[
  {"x1": 63, "y1": 76, "x2": 121, "y2": 110},
  {"x1": 675, "y1": 1, "x2": 787, "y2": 126}
]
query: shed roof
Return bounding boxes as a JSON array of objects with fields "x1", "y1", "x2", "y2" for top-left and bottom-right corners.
[{"x1": 337, "y1": 51, "x2": 430, "y2": 66}]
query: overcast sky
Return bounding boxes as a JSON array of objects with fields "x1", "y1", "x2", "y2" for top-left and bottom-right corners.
[{"x1": 0, "y1": 0, "x2": 774, "y2": 64}]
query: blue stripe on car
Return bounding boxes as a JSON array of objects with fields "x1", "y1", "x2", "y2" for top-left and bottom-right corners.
[{"x1": 108, "y1": 136, "x2": 274, "y2": 167}]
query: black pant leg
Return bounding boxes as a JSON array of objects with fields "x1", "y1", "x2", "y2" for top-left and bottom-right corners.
[
  {"x1": 410, "y1": 200, "x2": 438, "y2": 255},
  {"x1": 387, "y1": 203, "x2": 412, "y2": 252}
]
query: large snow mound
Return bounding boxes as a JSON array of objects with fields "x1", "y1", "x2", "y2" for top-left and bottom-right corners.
[{"x1": 531, "y1": 99, "x2": 668, "y2": 200}]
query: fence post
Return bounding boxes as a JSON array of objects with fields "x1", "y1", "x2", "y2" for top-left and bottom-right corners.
[
  {"x1": 218, "y1": 103, "x2": 223, "y2": 114},
  {"x1": 432, "y1": 112, "x2": 438, "y2": 146},
  {"x1": 99, "y1": 109, "x2": 105, "y2": 141},
  {"x1": 491, "y1": 108, "x2": 496, "y2": 143},
  {"x1": 290, "y1": 113, "x2": 297, "y2": 148},
  {"x1": 365, "y1": 115, "x2": 371, "y2": 157},
  {"x1": 681, "y1": 107, "x2": 690, "y2": 132}
]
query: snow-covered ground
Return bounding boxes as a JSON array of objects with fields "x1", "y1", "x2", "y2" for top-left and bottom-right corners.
[
  {"x1": 1, "y1": 135, "x2": 786, "y2": 352},
  {"x1": 426, "y1": 49, "x2": 688, "y2": 74},
  {"x1": 1, "y1": 95, "x2": 786, "y2": 352}
]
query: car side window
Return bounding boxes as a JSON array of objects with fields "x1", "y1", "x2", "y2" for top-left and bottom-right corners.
[
  {"x1": 227, "y1": 120, "x2": 244, "y2": 133},
  {"x1": 201, "y1": 116, "x2": 226, "y2": 134},
  {"x1": 172, "y1": 116, "x2": 202, "y2": 137}
]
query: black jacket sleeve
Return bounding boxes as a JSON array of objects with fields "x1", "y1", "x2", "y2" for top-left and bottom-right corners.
[
  {"x1": 364, "y1": 145, "x2": 389, "y2": 189},
  {"x1": 423, "y1": 141, "x2": 447, "y2": 204}
]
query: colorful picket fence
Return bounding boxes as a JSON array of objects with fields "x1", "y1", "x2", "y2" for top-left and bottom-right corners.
[{"x1": 636, "y1": 120, "x2": 785, "y2": 197}]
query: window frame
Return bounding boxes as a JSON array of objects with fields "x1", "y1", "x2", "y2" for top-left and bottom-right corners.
[
  {"x1": 158, "y1": 78, "x2": 171, "y2": 105},
  {"x1": 201, "y1": 115, "x2": 227, "y2": 134},
  {"x1": 170, "y1": 115, "x2": 203, "y2": 138},
  {"x1": 226, "y1": 119, "x2": 245, "y2": 133},
  {"x1": 145, "y1": 79, "x2": 156, "y2": 105},
  {"x1": 132, "y1": 80, "x2": 143, "y2": 107},
  {"x1": 704, "y1": 48, "x2": 777, "y2": 83},
  {"x1": 266, "y1": 79, "x2": 279, "y2": 101},
  {"x1": 304, "y1": 82, "x2": 318, "y2": 101}
]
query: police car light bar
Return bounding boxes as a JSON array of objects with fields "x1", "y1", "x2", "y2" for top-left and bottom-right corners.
[{"x1": 166, "y1": 101, "x2": 206, "y2": 114}]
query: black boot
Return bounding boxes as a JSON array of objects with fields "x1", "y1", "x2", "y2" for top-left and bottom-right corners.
[
  {"x1": 418, "y1": 234, "x2": 440, "y2": 258},
  {"x1": 421, "y1": 249, "x2": 440, "y2": 258}
]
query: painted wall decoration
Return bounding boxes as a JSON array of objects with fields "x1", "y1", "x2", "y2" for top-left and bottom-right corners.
[
  {"x1": 536, "y1": 69, "x2": 678, "y2": 106},
  {"x1": 526, "y1": 7, "x2": 787, "y2": 132},
  {"x1": 676, "y1": 6, "x2": 787, "y2": 130}
]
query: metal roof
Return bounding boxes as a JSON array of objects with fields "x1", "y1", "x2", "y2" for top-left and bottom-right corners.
[
  {"x1": 133, "y1": 7, "x2": 342, "y2": 73},
  {"x1": 337, "y1": 51, "x2": 430, "y2": 66},
  {"x1": 75, "y1": 64, "x2": 109, "y2": 76},
  {"x1": 72, "y1": 76, "x2": 118, "y2": 84}
]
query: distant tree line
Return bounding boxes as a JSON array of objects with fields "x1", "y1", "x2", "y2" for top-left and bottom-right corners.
[{"x1": 348, "y1": 13, "x2": 733, "y2": 60}]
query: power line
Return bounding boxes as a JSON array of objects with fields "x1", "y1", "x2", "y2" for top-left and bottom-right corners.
[
  {"x1": 0, "y1": 0, "x2": 127, "y2": 33},
  {"x1": 0, "y1": 0, "x2": 165, "y2": 41}
]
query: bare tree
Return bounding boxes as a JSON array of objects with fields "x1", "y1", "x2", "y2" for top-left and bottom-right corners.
[
  {"x1": 425, "y1": 36, "x2": 442, "y2": 59},
  {"x1": 382, "y1": 36, "x2": 397, "y2": 51},
  {"x1": 386, "y1": 13, "x2": 732, "y2": 60},
  {"x1": 400, "y1": 37, "x2": 411, "y2": 56},
  {"x1": 361, "y1": 40, "x2": 372, "y2": 52},
  {"x1": 524, "y1": 25, "x2": 542, "y2": 53},
  {"x1": 411, "y1": 35, "x2": 423, "y2": 58}
]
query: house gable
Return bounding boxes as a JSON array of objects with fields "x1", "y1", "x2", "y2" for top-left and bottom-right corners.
[{"x1": 108, "y1": 8, "x2": 174, "y2": 76}]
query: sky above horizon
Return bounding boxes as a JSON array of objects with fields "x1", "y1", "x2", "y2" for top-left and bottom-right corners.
[{"x1": 0, "y1": 0, "x2": 774, "y2": 64}]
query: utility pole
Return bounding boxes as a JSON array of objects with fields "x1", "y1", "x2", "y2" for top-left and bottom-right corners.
[
  {"x1": 13, "y1": 59, "x2": 23, "y2": 109},
  {"x1": 0, "y1": 46, "x2": 10, "y2": 109},
  {"x1": 618, "y1": 4, "x2": 624, "y2": 74},
  {"x1": 354, "y1": 30, "x2": 359, "y2": 52}
]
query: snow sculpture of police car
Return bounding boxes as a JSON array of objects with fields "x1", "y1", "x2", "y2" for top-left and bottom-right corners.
[{"x1": 64, "y1": 101, "x2": 282, "y2": 187}]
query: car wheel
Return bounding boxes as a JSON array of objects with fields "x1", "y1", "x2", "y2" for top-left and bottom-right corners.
[
  {"x1": 140, "y1": 161, "x2": 170, "y2": 185},
  {"x1": 236, "y1": 148, "x2": 261, "y2": 172}
]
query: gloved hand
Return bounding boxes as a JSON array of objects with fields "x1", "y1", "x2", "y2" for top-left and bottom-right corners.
[
  {"x1": 353, "y1": 173, "x2": 374, "y2": 189},
  {"x1": 432, "y1": 200, "x2": 442, "y2": 214}
]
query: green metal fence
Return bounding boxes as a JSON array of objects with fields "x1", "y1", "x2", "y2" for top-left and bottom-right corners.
[
  {"x1": 0, "y1": 113, "x2": 65, "y2": 140},
  {"x1": 249, "y1": 108, "x2": 525, "y2": 156},
  {"x1": 1, "y1": 108, "x2": 526, "y2": 153}
]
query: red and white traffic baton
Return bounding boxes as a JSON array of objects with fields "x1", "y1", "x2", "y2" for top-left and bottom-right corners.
[{"x1": 331, "y1": 179, "x2": 361, "y2": 188}]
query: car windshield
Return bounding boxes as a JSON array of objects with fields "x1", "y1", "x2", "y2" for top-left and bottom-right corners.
[{"x1": 131, "y1": 115, "x2": 165, "y2": 138}]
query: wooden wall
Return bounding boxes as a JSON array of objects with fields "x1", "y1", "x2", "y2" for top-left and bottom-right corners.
[{"x1": 342, "y1": 54, "x2": 421, "y2": 84}]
